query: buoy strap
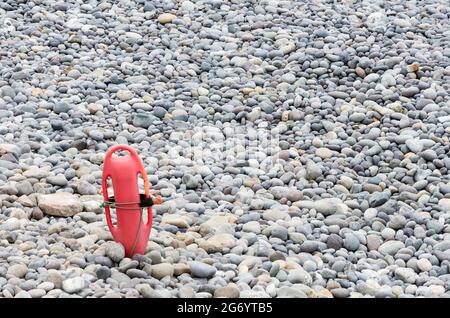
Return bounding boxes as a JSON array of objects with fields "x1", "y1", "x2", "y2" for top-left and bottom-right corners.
[{"x1": 102, "y1": 194, "x2": 155, "y2": 209}]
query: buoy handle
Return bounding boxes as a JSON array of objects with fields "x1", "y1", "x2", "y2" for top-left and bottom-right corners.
[
  {"x1": 104, "y1": 144, "x2": 140, "y2": 163},
  {"x1": 102, "y1": 174, "x2": 118, "y2": 237}
]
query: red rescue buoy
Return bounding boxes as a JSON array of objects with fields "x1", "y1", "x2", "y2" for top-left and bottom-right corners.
[{"x1": 102, "y1": 145, "x2": 159, "y2": 257}]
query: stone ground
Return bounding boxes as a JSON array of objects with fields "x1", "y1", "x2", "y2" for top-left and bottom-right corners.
[{"x1": 0, "y1": 0, "x2": 450, "y2": 298}]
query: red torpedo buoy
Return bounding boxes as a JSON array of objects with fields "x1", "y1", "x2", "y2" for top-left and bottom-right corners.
[{"x1": 102, "y1": 145, "x2": 159, "y2": 257}]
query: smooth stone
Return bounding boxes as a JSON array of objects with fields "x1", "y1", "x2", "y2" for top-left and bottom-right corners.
[
  {"x1": 417, "y1": 258, "x2": 432, "y2": 272},
  {"x1": 395, "y1": 268, "x2": 416, "y2": 284},
  {"x1": 76, "y1": 181, "x2": 97, "y2": 195},
  {"x1": 136, "y1": 284, "x2": 162, "y2": 298},
  {"x1": 96, "y1": 266, "x2": 111, "y2": 280},
  {"x1": 326, "y1": 234, "x2": 343, "y2": 250},
  {"x1": 62, "y1": 277, "x2": 88, "y2": 294},
  {"x1": 389, "y1": 215, "x2": 407, "y2": 230},
  {"x1": 158, "y1": 13, "x2": 177, "y2": 24},
  {"x1": 190, "y1": 261, "x2": 216, "y2": 278},
  {"x1": 295, "y1": 198, "x2": 347, "y2": 216},
  {"x1": 151, "y1": 263, "x2": 174, "y2": 280},
  {"x1": 105, "y1": 242, "x2": 125, "y2": 263},
  {"x1": 369, "y1": 192, "x2": 390, "y2": 207},
  {"x1": 214, "y1": 285, "x2": 240, "y2": 298},
  {"x1": 116, "y1": 90, "x2": 133, "y2": 101},
  {"x1": 7, "y1": 264, "x2": 28, "y2": 278},
  {"x1": 38, "y1": 192, "x2": 83, "y2": 217},
  {"x1": 315, "y1": 148, "x2": 333, "y2": 159},
  {"x1": 287, "y1": 269, "x2": 312, "y2": 285},
  {"x1": 132, "y1": 113, "x2": 154, "y2": 129},
  {"x1": 344, "y1": 233, "x2": 360, "y2": 252},
  {"x1": 47, "y1": 174, "x2": 68, "y2": 187},
  {"x1": 402, "y1": 86, "x2": 420, "y2": 97},
  {"x1": 378, "y1": 241, "x2": 405, "y2": 256}
]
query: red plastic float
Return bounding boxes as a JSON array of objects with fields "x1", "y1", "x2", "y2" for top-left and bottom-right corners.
[{"x1": 102, "y1": 145, "x2": 160, "y2": 257}]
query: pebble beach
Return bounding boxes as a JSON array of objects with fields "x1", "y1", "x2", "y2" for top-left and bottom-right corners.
[{"x1": 0, "y1": 0, "x2": 450, "y2": 298}]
